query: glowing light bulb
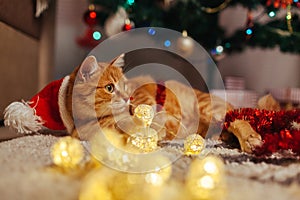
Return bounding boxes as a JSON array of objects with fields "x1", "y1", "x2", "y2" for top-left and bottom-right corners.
[
  {"x1": 184, "y1": 134, "x2": 205, "y2": 155},
  {"x1": 225, "y1": 42, "x2": 231, "y2": 48},
  {"x1": 51, "y1": 136, "x2": 84, "y2": 169},
  {"x1": 186, "y1": 156, "x2": 226, "y2": 200},
  {"x1": 128, "y1": 128, "x2": 158, "y2": 152},
  {"x1": 216, "y1": 45, "x2": 224, "y2": 54},
  {"x1": 148, "y1": 28, "x2": 156, "y2": 35},
  {"x1": 204, "y1": 161, "x2": 219, "y2": 174},
  {"x1": 126, "y1": 0, "x2": 135, "y2": 5},
  {"x1": 245, "y1": 28, "x2": 253, "y2": 35},
  {"x1": 198, "y1": 175, "x2": 215, "y2": 189},
  {"x1": 93, "y1": 31, "x2": 102, "y2": 40},
  {"x1": 145, "y1": 173, "x2": 164, "y2": 186},
  {"x1": 268, "y1": 11, "x2": 276, "y2": 18},
  {"x1": 164, "y1": 40, "x2": 171, "y2": 47},
  {"x1": 129, "y1": 104, "x2": 158, "y2": 152},
  {"x1": 88, "y1": 4, "x2": 95, "y2": 10},
  {"x1": 202, "y1": 156, "x2": 224, "y2": 175},
  {"x1": 89, "y1": 11, "x2": 97, "y2": 19},
  {"x1": 134, "y1": 104, "x2": 154, "y2": 127}
]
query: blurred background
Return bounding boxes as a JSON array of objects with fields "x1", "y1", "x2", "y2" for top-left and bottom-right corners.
[{"x1": 0, "y1": 0, "x2": 300, "y2": 120}]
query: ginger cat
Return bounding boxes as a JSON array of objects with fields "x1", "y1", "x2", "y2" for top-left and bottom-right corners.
[
  {"x1": 65, "y1": 55, "x2": 261, "y2": 152},
  {"x1": 0, "y1": 53, "x2": 266, "y2": 153}
]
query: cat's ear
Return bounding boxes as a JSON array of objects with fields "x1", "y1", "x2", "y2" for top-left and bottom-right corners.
[
  {"x1": 79, "y1": 55, "x2": 99, "y2": 82},
  {"x1": 110, "y1": 53, "x2": 125, "y2": 68}
]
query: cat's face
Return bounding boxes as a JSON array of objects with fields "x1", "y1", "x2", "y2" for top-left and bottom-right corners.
[
  {"x1": 94, "y1": 62, "x2": 130, "y2": 117},
  {"x1": 72, "y1": 55, "x2": 131, "y2": 123}
]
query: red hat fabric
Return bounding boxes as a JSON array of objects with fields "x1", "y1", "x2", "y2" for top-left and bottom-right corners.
[
  {"x1": 29, "y1": 78, "x2": 66, "y2": 130},
  {"x1": 4, "y1": 76, "x2": 72, "y2": 134}
]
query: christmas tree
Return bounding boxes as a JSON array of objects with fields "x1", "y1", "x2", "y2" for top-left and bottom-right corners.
[{"x1": 77, "y1": 0, "x2": 300, "y2": 54}]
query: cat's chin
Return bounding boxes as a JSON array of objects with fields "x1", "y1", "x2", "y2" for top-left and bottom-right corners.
[
  {"x1": 111, "y1": 105, "x2": 129, "y2": 115},
  {"x1": 111, "y1": 101, "x2": 129, "y2": 113},
  {"x1": 112, "y1": 107, "x2": 125, "y2": 114}
]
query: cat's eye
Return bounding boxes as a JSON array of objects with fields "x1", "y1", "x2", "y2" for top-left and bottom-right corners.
[{"x1": 105, "y1": 84, "x2": 114, "y2": 93}]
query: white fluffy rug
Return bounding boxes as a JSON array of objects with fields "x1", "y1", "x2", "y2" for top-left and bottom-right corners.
[{"x1": 0, "y1": 128, "x2": 300, "y2": 200}]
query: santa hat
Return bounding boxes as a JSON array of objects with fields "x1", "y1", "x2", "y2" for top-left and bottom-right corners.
[
  {"x1": 3, "y1": 54, "x2": 125, "y2": 135},
  {"x1": 3, "y1": 76, "x2": 73, "y2": 134}
]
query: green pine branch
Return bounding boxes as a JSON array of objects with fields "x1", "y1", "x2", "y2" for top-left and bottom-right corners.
[{"x1": 90, "y1": 0, "x2": 300, "y2": 54}]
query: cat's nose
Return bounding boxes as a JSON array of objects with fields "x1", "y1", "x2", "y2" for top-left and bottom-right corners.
[
  {"x1": 124, "y1": 96, "x2": 133, "y2": 104},
  {"x1": 123, "y1": 97, "x2": 129, "y2": 103}
]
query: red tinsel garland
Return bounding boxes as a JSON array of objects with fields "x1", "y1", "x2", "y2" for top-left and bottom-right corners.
[{"x1": 224, "y1": 108, "x2": 300, "y2": 156}]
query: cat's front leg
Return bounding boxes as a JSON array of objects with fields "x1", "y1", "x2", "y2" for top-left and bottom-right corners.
[{"x1": 227, "y1": 120, "x2": 263, "y2": 153}]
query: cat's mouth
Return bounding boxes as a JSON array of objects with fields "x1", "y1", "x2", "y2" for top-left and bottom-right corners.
[{"x1": 111, "y1": 102, "x2": 129, "y2": 114}]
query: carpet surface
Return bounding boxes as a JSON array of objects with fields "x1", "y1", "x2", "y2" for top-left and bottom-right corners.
[{"x1": 0, "y1": 129, "x2": 300, "y2": 200}]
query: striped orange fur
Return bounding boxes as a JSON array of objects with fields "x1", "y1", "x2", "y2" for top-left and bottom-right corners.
[{"x1": 65, "y1": 55, "x2": 233, "y2": 140}]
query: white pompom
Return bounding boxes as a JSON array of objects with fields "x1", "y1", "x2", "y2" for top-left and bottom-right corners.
[{"x1": 4, "y1": 101, "x2": 44, "y2": 134}]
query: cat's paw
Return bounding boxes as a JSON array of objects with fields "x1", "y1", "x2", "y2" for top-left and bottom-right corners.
[
  {"x1": 228, "y1": 119, "x2": 263, "y2": 154},
  {"x1": 239, "y1": 131, "x2": 263, "y2": 153}
]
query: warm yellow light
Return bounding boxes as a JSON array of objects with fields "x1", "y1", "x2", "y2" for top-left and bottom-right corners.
[
  {"x1": 145, "y1": 173, "x2": 164, "y2": 186},
  {"x1": 129, "y1": 104, "x2": 158, "y2": 152},
  {"x1": 61, "y1": 150, "x2": 68, "y2": 157},
  {"x1": 112, "y1": 171, "x2": 167, "y2": 199},
  {"x1": 198, "y1": 175, "x2": 215, "y2": 189},
  {"x1": 88, "y1": 4, "x2": 95, "y2": 10},
  {"x1": 128, "y1": 127, "x2": 158, "y2": 152},
  {"x1": 184, "y1": 134, "x2": 205, "y2": 155},
  {"x1": 186, "y1": 156, "x2": 227, "y2": 200},
  {"x1": 51, "y1": 136, "x2": 84, "y2": 169},
  {"x1": 202, "y1": 156, "x2": 224, "y2": 176},
  {"x1": 79, "y1": 168, "x2": 115, "y2": 200},
  {"x1": 182, "y1": 30, "x2": 188, "y2": 37},
  {"x1": 203, "y1": 161, "x2": 219, "y2": 175},
  {"x1": 80, "y1": 181, "x2": 112, "y2": 200},
  {"x1": 134, "y1": 104, "x2": 154, "y2": 127}
]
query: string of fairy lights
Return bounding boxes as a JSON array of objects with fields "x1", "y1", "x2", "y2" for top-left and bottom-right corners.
[
  {"x1": 76, "y1": 0, "x2": 300, "y2": 56},
  {"x1": 49, "y1": 105, "x2": 226, "y2": 199}
]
